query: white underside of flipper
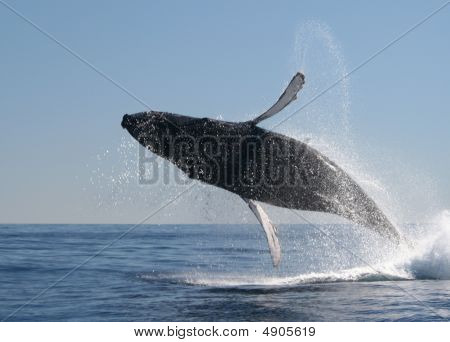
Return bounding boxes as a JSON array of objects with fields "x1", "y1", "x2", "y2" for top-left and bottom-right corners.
[
  {"x1": 251, "y1": 72, "x2": 305, "y2": 125},
  {"x1": 244, "y1": 199, "x2": 281, "y2": 267}
]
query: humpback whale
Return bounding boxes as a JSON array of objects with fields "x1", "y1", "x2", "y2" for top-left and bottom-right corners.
[{"x1": 121, "y1": 73, "x2": 401, "y2": 266}]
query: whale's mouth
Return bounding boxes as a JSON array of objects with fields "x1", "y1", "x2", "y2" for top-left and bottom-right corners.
[{"x1": 121, "y1": 114, "x2": 130, "y2": 129}]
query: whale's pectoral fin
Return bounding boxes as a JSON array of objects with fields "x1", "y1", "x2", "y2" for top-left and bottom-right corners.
[
  {"x1": 243, "y1": 198, "x2": 281, "y2": 267},
  {"x1": 250, "y1": 72, "x2": 305, "y2": 125}
]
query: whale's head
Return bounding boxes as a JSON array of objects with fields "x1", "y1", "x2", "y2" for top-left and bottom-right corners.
[
  {"x1": 122, "y1": 111, "x2": 173, "y2": 153},
  {"x1": 121, "y1": 111, "x2": 203, "y2": 158}
]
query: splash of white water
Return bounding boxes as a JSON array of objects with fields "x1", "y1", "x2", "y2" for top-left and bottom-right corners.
[{"x1": 179, "y1": 211, "x2": 450, "y2": 286}]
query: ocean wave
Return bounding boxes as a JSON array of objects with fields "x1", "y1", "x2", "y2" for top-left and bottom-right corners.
[
  {"x1": 139, "y1": 211, "x2": 450, "y2": 288},
  {"x1": 183, "y1": 267, "x2": 412, "y2": 287}
]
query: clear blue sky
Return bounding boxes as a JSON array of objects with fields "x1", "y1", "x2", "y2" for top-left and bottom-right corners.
[{"x1": 1, "y1": 0, "x2": 449, "y2": 224}]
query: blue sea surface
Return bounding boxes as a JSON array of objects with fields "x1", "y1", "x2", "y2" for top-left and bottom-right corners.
[{"x1": 0, "y1": 224, "x2": 449, "y2": 321}]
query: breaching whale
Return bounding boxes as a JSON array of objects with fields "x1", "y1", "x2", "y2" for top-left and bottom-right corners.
[{"x1": 121, "y1": 72, "x2": 401, "y2": 266}]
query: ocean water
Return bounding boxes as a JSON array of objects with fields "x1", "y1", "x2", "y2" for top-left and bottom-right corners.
[{"x1": 0, "y1": 223, "x2": 449, "y2": 322}]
